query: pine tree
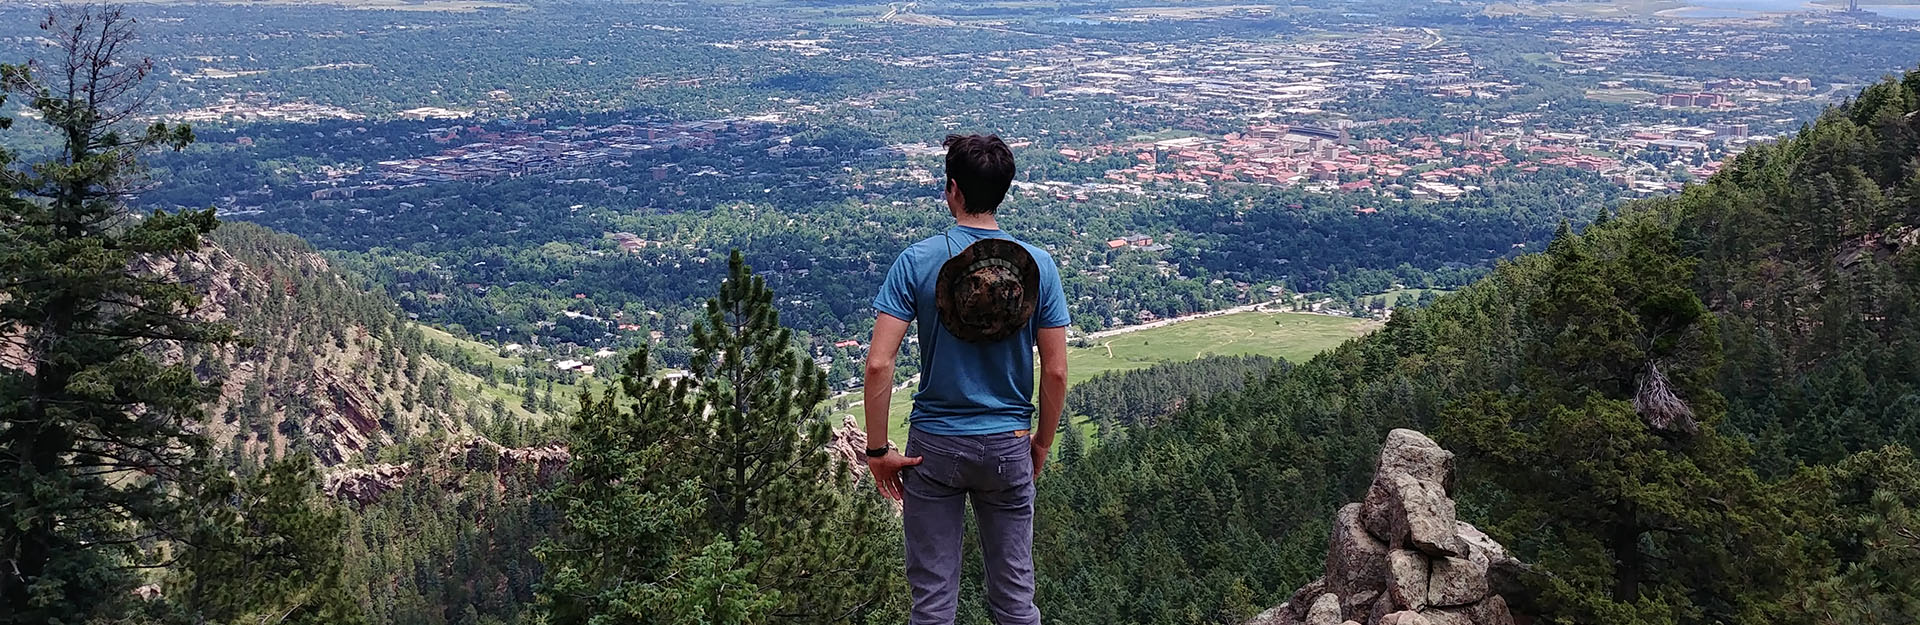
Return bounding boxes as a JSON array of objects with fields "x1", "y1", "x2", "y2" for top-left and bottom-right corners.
[
  {"x1": 173, "y1": 455, "x2": 364, "y2": 625},
  {"x1": 539, "y1": 251, "x2": 901, "y2": 624},
  {"x1": 0, "y1": 8, "x2": 357, "y2": 622},
  {"x1": 1440, "y1": 216, "x2": 1795, "y2": 624}
]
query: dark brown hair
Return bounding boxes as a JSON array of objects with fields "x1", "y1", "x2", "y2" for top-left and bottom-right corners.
[{"x1": 943, "y1": 133, "x2": 1016, "y2": 214}]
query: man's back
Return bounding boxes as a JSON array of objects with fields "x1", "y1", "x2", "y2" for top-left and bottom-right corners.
[
  {"x1": 871, "y1": 224, "x2": 1069, "y2": 436},
  {"x1": 862, "y1": 133, "x2": 1067, "y2": 625}
]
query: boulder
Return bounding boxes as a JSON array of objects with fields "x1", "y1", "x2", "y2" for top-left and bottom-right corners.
[
  {"x1": 1308, "y1": 593, "x2": 1344, "y2": 625},
  {"x1": 1454, "y1": 522, "x2": 1507, "y2": 563},
  {"x1": 1360, "y1": 480, "x2": 1398, "y2": 542},
  {"x1": 1487, "y1": 558, "x2": 1532, "y2": 605},
  {"x1": 1385, "y1": 550, "x2": 1430, "y2": 612},
  {"x1": 1472, "y1": 596, "x2": 1515, "y2": 625},
  {"x1": 1454, "y1": 522, "x2": 1532, "y2": 601},
  {"x1": 1342, "y1": 589, "x2": 1382, "y2": 618},
  {"x1": 1428, "y1": 554, "x2": 1490, "y2": 608},
  {"x1": 1368, "y1": 590, "x2": 1396, "y2": 625},
  {"x1": 1327, "y1": 503, "x2": 1391, "y2": 596},
  {"x1": 1383, "y1": 474, "x2": 1461, "y2": 557},
  {"x1": 1244, "y1": 604, "x2": 1299, "y2": 625},
  {"x1": 1377, "y1": 611, "x2": 1432, "y2": 625},
  {"x1": 1418, "y1": 607, "x2": 1474, "y2": 625},
  {"x1": 1283, "y1": 577, "x2": 1329, "y2": 622},
  {"x1": 1376, "y1": 429, "x2": 1455, "y2": 490},
  {"x1": 1363, "y1": 431, "x2": 1457, "y2": 542}
]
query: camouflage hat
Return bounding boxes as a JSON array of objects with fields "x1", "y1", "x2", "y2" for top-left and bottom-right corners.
[{"x1": 935, "y1": 238, "x2": 1040, "y2": 344}]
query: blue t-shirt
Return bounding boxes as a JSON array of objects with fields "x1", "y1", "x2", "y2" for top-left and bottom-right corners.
[{"x1": 872, "y1": 225, "x2": 1071, "y2": 436}]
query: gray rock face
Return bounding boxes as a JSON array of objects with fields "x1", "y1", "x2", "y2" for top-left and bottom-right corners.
[
  {"x1": 1327, "y1": 504, "x2": 1390, "y2": 596},
  {"x1": 1385, "y1": 550, "x2": 1430, "y2": 612},
  {"x1": 1308, "y1": 593, "x2": 1344, "y2": 625},
  {"x1": 1427, "y1": 554, "x2": 1490, "y2": 607}
]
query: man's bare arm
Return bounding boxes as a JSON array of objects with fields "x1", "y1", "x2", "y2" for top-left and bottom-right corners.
[
  {"x1": 1034, "y1": 325, "x2": 1069, "y2": 453},
  {"x1": 864, "y1": 313, "x2": 917, "y2": 500},
  {"x1": 865, "y1": 313, "x2": 911, "y2": 446}
]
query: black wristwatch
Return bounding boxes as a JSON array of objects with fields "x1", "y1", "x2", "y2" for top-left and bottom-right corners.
[{"x1": 865, "y1": 445, "x2": 891, "y2": 458}]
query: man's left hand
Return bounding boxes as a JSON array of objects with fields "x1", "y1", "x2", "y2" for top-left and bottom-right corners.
[{"x1": 1030, "y1": 437, "x2": 1050, "y2": 478}]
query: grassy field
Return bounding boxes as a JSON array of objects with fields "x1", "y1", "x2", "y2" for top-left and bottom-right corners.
[
  {"x1": 834, "y1": 310, "x2": 1378, "y2": 444},
  {"x1": 1068, "y1": 311, "x2": 1375, "y2": 384},
  {"x1": 416, "y1": 324, "x2": 587, "y2": 421}
]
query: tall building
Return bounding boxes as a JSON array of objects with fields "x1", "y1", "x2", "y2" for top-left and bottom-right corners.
[{"x1": 1020, "y1": 83, "x2": 1047, "y2": 97}]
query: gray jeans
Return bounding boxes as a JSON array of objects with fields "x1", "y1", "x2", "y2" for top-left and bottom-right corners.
[{"x1": 902, "y1": 428, "x2": 1040, "y2": 625}]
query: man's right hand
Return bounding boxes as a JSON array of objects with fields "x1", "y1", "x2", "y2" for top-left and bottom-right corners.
[{"x1": 869, "y1": 450, "x2": 923, "y2": 501}]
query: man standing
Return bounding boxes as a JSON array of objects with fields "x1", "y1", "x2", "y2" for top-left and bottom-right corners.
[{"x1": 864, "y1": 134, "x2": 1070, "y2": 625}]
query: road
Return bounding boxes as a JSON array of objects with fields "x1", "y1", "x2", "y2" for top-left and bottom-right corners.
[{"x1": 1083, "y1": 298, "x2": 1286, "y2": 340}]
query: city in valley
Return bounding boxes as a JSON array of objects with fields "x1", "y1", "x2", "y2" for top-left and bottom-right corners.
[
  {"x1": 4, "y1": 0, "x2": 1917, "y2": 374},
  {"x1": 7, "y1": 2, "x2": 1920, "y2": 625}
]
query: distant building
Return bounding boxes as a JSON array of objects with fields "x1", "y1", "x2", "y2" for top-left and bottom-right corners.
[
  {"x1": 1021, "y1": 83, "x2": 1047, "y2": 97},
  {"x1": 1706, "y1": 123, "x2": 1750, "y2": 139},
  {"x1": 1649, "y1": 139, "x2": 1708, "y2": 152}
]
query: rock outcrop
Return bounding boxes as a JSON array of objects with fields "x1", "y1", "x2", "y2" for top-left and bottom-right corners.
[
  {"x1": 449, "y1": 436, "x2": 571, "y2": 480},
  {"x1": 323, "y1": 463, "x2": 412, "y2": 506},
  {"x1": 324, "y1": 437, "x2": 571, "y2": 506},
  {"x1": 825, "y1": 414, "x2": 884, "y2": 482},
  {"x1": 1247, "y1": 429, "x2": 1530, "y2": 625}
]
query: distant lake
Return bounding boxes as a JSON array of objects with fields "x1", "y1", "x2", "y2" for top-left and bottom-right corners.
[
  {"x1": 1687, "y1": 0, "x2": 1811, "y2": 11},
  {"x1": 1668, "y1": 0, "x2": 1920, "y2": 18},
  {"x1": 1863, "y1": 4, "x2": 1920, "y2": 18}
]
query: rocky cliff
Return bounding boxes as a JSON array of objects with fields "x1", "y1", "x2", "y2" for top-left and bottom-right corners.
[
  {"x1": 324, "y1": 436, "x2": 573, "y2": 505},
  {"x1": 825, "y1": 414, "x2": 880, "y2": 482},
  {"x1": 1248, "y1": 430, "x2": 1531, "y2": 625}
]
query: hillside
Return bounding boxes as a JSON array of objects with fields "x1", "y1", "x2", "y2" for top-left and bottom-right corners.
[
  {"x1": 176, "y1": 223, "x2": 573, "y2": 474},
  {"x1": 1026, "y1": 72, "x2": 1920, "y2": 625}
]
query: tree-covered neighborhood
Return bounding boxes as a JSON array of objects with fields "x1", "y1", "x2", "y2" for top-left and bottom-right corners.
[{"x1": 2, "y1": 1, "x2": 1919, "y2": 624}]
